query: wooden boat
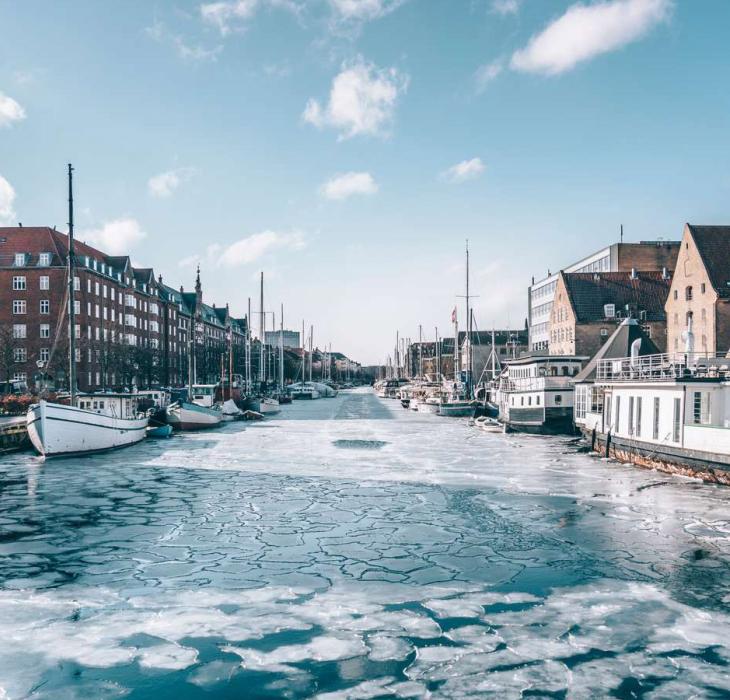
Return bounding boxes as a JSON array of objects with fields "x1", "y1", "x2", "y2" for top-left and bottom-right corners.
[
  {"x1": 147, "y1": 424, "x2": 173, "y2": 438},
  {"x1": 25, "y1": 167, "x2": 148, "y2": 459},
  {"x1": 166, "y1": 401, "x2": 222, "y2": 431},
  {"x1": 27, "y1": 396, "x2": 148, "y2": 457}
]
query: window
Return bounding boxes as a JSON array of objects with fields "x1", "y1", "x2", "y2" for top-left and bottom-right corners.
[
  {"x1": 74, "y1": 276, "x2": 80, "y2": 291},
  {"x1": 555, "y1": 395, "x2": 562, "y2": 405},
  {"x1": 73, "y1": 300, "x2": 80, "y2": 315},
  {"x1": 615, "y1": 396, "x2": 621, "y2": 433},
  {"x1": 600, "y1": 328, "x2": 608, "y2": 337},
  {"x1": 12, "y1": 276, "x2": 26, "y2": 290},
  {"x1": 39, "y1": 347, "x2": 49, "y2": 362},
  {"x1": 653, "y1": 397, "x2": 660, "y2": 440},
  {"x1": 75, "y1": 348, "x2": 81, "y2": 363},
  {"x1": 590, "y1": 387, "x2": 604, "y2": 414},
  {"x1": 685, "y1": 286, "x2": 693, "y2": 301},
  {"x1": 673, "y1": 398, "x2": 681, "y2": 442},
  {"x1": 628, "y1": 397, "x2": 635, "y2": 436},
  {"x1": 95, "y1": 281, "x2": 100, "y2": 296},
  {"x1": 40, "y1": 324, "x2": 50, "y2": 338},
  {"x1": 635, "y1": 397, "x2": 642, "y2": 438},
  {"x1": 14, "y1": 253, "x2": 25, "y2": 266},
  {"x1": 673, "y1": 290, "x2": 678, "y2": 300},
  {"x1": 12, "y1": 324, "x2": 26, "y2": 339},
  {"x1": 13, "y1": 347, "x2": 26, "y2": 363},
  {"x1": 40, "y1": 300, "x2": 50, "y2": 314},
  {"x1": 693, "y1": 391, "x2": 710, "y2": 425},
  {"x1": 40, "y1": 275, "x2": 49, "y2": 290},
  {"x1": 701, "y1": 283, "x2": 706, "y2": 294},
  {"x1": 12, "y1": 300, "x2": 26, "y2": 314},
  {"x1": 12, "y1": 372, "x2": 26, "y2": 383},
  {"x1": 575, "y1": 386, "x2": 587, "y2": 419},
  {"x1": 39, "y1": 252, "x2": 51, "y2": 266}
]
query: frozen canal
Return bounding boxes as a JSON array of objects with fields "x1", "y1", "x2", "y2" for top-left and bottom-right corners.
[{"x1": 1, "y1": 388, "x2": 729, "y2": 698}]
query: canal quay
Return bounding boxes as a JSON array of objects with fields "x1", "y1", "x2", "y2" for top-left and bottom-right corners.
[{"x1": 0, "y1": 388, "x2": 729, "y2": 698}]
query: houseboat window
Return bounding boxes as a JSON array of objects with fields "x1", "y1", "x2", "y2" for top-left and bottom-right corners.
[
  {"x1": 615, "y1": 396, "x2": 621, "y2": 433},
  {"x1": 575, "y1": 387, "x2": 587, "y2": 419},
  {"x1": 653, "y1": 397, "x2": 660, "y2": 440},
  {"x1": 590, "y1": 387, "x2": 604, "y2": 413},
  {"x1": 555, "y1": 395, "x2": 562, "y2": 405},
  {"x1": 520, "y1": 397, "x2": 524, "y2": 406},
  {"x1": 628, "y1": 397, "x2": 635, "y2": 436},
  {"x1": 693, "y1": 391, "x2": 710, "y2": 425},
  {"x1": 528, "y1": 396, "x2": 532, "y2": 406},
  {"x1": 673, "y1": 398, "x2": 681, "y2": 442},
  {"x1": 536, "y1": 396, "x2": 540, "y2": 406},
  {"x1": 604, "y1": 395, "x2": 612, "y2": 432},
  {"x1": 636, "y1": 397, "x2": 642, "y2": 438}
]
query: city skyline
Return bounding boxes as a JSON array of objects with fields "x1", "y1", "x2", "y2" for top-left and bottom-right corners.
[{"x1": 2, "y1": 0, "x2": 729, "y2": 364}]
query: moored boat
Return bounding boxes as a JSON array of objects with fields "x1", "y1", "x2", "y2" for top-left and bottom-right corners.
[
  {"x1": 147, "y1": 424, "x2": 173, "y2": 438},
  {"x1": 27, "y1": 397, "x2": 148, "y2": 457},
  {"x1": 166, "y1": 401, "x2": 222, "y2": 431}
]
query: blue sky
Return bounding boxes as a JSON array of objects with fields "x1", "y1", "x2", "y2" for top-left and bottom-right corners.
[{"x1": 1, "y1": 0, "x2": 729, "y2": 364}]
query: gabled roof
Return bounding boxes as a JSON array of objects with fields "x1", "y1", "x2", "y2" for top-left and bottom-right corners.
[
  {"x1": 133, "y1": 267, "x2": 155, "y2": 285},
  {"x1": 458, "y1": 329, "x2": 528, "y2": 346},
  {"x1": 562, "y1": 271, "x2": 671, "y2": 323},
  {"x1": 574, "y1": 318, "x2": 659, "y2": 384},
  {"x1": 687, "y1": 224, "x2": 730, "y2": 298}
]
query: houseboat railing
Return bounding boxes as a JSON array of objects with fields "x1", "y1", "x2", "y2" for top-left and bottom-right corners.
[{"x1": 596, "y1": 352, "x2": 730, "y2": 382}]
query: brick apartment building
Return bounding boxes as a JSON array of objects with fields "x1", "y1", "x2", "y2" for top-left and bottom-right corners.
[
  {"x1": 0, "y1": 226, "x2": 249, "y2": 392},
  {"x1": 549, "y1": 270, "x2": 672, "y2": 358},
  {"x1": 665, "y1": 223, "x2": 730, "y2": 355}
]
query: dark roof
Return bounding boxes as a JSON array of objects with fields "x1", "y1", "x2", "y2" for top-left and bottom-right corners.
[
  {"x1": 457, "y1": 329, "x2": 528, "y2": 345},
  {"x1": 562, "y1": 271, "x2": 671, "y2": 323},
  {"x1": 687, "y1": 224, "x2": 730, "y2": 298},
  {"x1": 574, "y1": 318, "x2": 659, "y2": 383}
]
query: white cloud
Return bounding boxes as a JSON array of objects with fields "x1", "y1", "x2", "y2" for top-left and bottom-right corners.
[
  {"x1": 491, "y1": 0, "x2": 520, "y2": 15},
  {"x1": 0, "y1": 92, "x2": 26, "y2": 127},
  {"x1": 441, "y1": 158, "x2": 485, "y2": 184},
  {"x1": 148, "y1": 168, "x2": 195, "y2": 198},
  {"x1": 180, "y1": 230, "x2": 306, "y2": 269},
  {"x1": 146, "y1": 21, "x2": 222, "y2": 62},
  {"x1": 328, "y1": 0, "x2": 403, "y2": 22},
  {"x1": 303, "y1": 58, "x2": 408, "y2": 140},
  {"x1": 81, "y1": 218, "x2": 147, "y2": 255},
  {"x1": 200, "y1": 0, "x2": 259, "y2": 35},
  {"x1": 0, "y1": 175, "x2": 16, "y2": 225},
  {"x1": 319, "y1": 171, "x2": 378, "y2": 200},
  {"x1": 474, "y1": 59, "x2": 503, "y2": 92},
  {"x1": 510, "y1": 0, "x2": 671, "y2": 76}
]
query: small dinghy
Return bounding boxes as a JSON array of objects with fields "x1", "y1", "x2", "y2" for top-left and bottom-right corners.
[{"x1": 147, "y1": 424, "x2": 173, "y2": 438}]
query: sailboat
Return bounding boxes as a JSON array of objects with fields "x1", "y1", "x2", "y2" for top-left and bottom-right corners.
[
  {"x1": 166, "y1": 267, "x2": 223, "y2": 431},
  {"x1": 26, "y1": 165, "x2": 149, "y2": 457}
]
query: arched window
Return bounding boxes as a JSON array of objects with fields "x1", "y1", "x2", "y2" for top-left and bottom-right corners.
[{"x1": 686, "y1": 286, "x2": 693, "y2": 301}]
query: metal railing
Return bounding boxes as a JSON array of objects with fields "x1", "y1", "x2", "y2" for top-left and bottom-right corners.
[
  {"x1": 498, "y1": 376, "x2": 575, "y2": 392},
  {"x1": 597, "y1": 352, "x2": 730, "y2": 382}
]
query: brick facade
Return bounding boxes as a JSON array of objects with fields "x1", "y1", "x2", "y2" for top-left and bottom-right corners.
[
  {"x1": 665, "y1": 224, "x2": 730, "y2": 355},
  {"x1": 0, "y1": 226, "x2": 249, "y2": 392}
]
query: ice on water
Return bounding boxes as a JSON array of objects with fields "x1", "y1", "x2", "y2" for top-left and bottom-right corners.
[{"x1": 0, "y1": 388, "x2": 729, "y2": 698}]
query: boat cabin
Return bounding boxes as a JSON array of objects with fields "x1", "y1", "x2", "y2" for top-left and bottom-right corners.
[{"x1": 75, "y1": 393, "x2": 144, "y2": 420}]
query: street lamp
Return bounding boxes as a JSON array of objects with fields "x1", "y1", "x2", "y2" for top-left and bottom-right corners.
[{"x1": 36, "y1": 360, "x2": 46, "y2": 396}]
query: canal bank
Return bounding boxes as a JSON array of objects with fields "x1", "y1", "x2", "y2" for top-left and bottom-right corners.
[{"x1": 0, "y1": 389, "x2": 728, "y2": 698}]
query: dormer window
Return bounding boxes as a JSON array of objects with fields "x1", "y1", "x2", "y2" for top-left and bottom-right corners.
[
  {"x1": 14, "y1": 253, "x2": 25, "y2": 266},
  {"x1": 38, "y1": 252, "x2": 51, "y2": 266}
]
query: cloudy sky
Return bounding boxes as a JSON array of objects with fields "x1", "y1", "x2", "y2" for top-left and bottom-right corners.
[{"x1": 1, "y1": 0, "x2": 729, "y2": 364}]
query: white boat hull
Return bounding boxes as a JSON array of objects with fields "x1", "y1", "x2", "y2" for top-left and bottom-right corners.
[
  {"x1": 259, "y1": 398, "x2": 281, "y2": 415},
  {"x1": 167, "y1": 401, "x2": 222, "y2": 430},
  {"x1": 26, "y1": 400, "x2": 147, "y2": 458},
  {"x1": 417, "y1": 401, "x2": 440, "y2": 414}
]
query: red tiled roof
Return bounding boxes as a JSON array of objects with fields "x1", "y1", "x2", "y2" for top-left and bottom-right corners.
[
  {"x1": 687, "y1": 224, "x2": 730, "y2": 299},
  {"x1": 562, "y1": 271, "x2": 671, "y2": 323}
]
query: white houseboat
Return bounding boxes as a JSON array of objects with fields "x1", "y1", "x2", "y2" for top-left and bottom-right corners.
[
  {"x1": 496, "y1": 354, "x2": 587, "y2": 434},
  {"x1": 577, "y1": 348, "x2": 730, "y2": 485}
]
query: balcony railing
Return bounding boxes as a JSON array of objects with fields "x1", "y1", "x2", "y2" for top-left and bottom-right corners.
[
  {"x1": 597, "y1": 352, "x2": 730, "y2": 383},
  {"x1": 499, "y1": 376, "x2": 575, "y2": 392}
]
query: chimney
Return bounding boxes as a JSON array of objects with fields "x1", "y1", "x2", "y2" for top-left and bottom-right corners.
[{"x1": 18, "y1": 222, "x2": 22, "y2": 227}]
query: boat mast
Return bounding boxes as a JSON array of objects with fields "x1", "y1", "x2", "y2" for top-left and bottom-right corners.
[
  {"x1": 66, "y1": 164, "x2": 77, "y2": 403},
  {"x1": 228, "y1": 316, "x2": 233, "y2": 401},
  {"x1": 309, "y1": 325, "x2": 313, "y2": 382},
  {"x1": 301, "y1": 320, "x2": 305, "y2": 382},
  {"x1": 465, "y1": 240, "x2": 472, "y2": 396},
  {"x1": 435, "y1": 326, "x2": 440, "y2": 380},
  {"x1": 491, "y1": 327, "x2": 497, "y2": 379},
  {"x1": 279, "y1": 304, "x2": 284, "y2": 391},
  {"x1": 259, "y1": 272, "x2": 265, "y2": 389},
  {"x1": 246, "y1": 297, "x2": 252, "y2": 394}
]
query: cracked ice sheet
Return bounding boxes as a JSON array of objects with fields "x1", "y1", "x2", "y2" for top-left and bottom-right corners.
[{"x1": 0, "y1": 581, "x2": 729, "y2": 698}]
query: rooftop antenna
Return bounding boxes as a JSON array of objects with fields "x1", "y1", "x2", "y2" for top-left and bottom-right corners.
[{"x1": 620, "y1": 224, "x2": 624, "y2": 243}]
